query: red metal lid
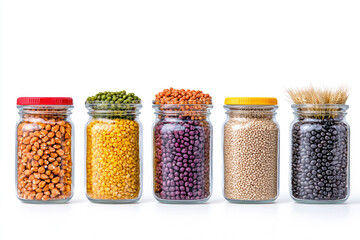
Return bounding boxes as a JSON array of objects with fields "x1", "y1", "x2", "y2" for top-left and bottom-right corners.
[{"x1": 17, "y1": 97, "x2": 73, "y2": 106}]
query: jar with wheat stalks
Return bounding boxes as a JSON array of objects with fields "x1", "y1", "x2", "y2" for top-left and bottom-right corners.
[{"x1": 289, "y1": 87, "x2": 350, "y2": 203}]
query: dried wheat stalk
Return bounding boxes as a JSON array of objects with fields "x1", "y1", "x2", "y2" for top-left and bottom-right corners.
[{"x1": 286, "y1": 86, "x2": 349, "y2": 119}]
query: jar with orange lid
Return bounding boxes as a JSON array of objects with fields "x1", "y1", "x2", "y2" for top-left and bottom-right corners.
[{"x1": 223, "y1": 97, "x2": 279, "y2": 203}]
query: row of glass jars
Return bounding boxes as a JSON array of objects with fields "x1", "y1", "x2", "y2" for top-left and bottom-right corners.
[{"x1": 15, "y1": 97, "x2": 350, "y2": 203}]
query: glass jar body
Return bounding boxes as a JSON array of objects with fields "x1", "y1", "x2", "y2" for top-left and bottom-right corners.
[
  {"x1": 85, "y1": 104, "x2": 143, "y2": 203},
  {"x1": 153, "y1": 105, "x2": 213, "y2": 203},
  {"x1": 223, "y1": 105, "x2": 279, "y2": 203},
  {"x1": 290, "y1": 105, "x2": 350, "y2": 203},
  {"x1": 16, "y1": 105, "x2": 74, "y2": 203}
]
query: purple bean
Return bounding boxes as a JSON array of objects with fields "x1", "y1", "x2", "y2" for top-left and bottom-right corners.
[{"x1": 154, "y1": 118, "x2": 211, "y2": 201}]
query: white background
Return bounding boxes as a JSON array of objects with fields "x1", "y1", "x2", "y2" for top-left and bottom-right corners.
[{"x1": 1, "y1": 1, "x2": 360, "y2": 240}]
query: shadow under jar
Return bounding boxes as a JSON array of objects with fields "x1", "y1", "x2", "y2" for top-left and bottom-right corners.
[
  {"x1": 223, "y1": 98, "x2": 279, "y2": 203},
  {"x1": 290, "y1": 104, "x2": 350, "y2": 203},
  {"x1": 85, "y1": 102, "x2": 142, "y2": 203},
  {"x1": 16, "y1": 97, "x2": 74, "y2": 203},
  {"x1": 153, "y1": 103, "x2": 213, "y2": 203}
]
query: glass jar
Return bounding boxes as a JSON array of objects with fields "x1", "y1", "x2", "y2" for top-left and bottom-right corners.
[
  {"x1": 223, "y1": 98, "x2": 279, "y2": 203},
  {"x1": 153, "y1": 103, "x2": 213, "y2": 203},
  {"x1": 16, "y1": 97, "x2": 74, "y2": 203},
  {"x1": 85, "y1": 102, "x2": 142, "y2": 203},
  {"x1": 290, "y1": 104, "x2": 350, "y2": 203}
]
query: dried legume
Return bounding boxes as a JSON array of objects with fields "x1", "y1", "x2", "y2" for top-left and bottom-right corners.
[
  {"x1": 224, "y1": 112, "x2": 279, "y2": 201},
  {"x1": 86, "y1": 91, "x2": 142, "y2": 202},
  {"x1": 291, "y1": 119, "x2": 348, "y2": 200},
  {"x1": 153, "y1": 88, "x2": 212, "y2": 202},
  {"x1": 17, "y1": 108, "x2": 73, "y2": 201}
]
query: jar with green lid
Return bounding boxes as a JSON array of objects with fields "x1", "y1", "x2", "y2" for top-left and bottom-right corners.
[{"x1": 223, "y1": 97, "x2": 279, "y2": 203}]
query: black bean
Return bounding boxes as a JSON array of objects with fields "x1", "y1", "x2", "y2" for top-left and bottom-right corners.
[{"x1": 291, "y1": 118, "x2": 348, "y2": 201}]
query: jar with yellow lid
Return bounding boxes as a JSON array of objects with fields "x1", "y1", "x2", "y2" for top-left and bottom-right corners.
[{"x1": 223, "y1": 97, "x2": 279, "y2": 203}]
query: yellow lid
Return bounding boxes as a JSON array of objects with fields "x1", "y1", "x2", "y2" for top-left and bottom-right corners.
[{"x1": 225, "y1": 97, "x2": 278, "y2": 105}]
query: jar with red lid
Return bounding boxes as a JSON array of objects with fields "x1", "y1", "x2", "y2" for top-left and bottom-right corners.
[{"x1": 16, "y1": 97, "x2": 74, "y2": 203}]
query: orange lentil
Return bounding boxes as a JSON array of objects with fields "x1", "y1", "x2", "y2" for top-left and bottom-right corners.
[{"x1": 154, "y1": 88, "x2": 212, "y2": 120}]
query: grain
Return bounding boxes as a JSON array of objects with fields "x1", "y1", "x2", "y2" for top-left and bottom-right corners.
[
  {"x1": 224, "y1": 112, "x2": 279, "y2": 201},
  {"x1": 17, "y1": 113, "x2": 73, "y2": 201},
  {"x1": 86, "y1": 119, "x2": 140, "y2": 200}
]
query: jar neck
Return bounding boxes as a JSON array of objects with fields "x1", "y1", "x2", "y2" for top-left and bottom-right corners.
[
  {"x1": 18, "y1": 105, "x2": 73, "y2": 118},
  {"x1": 224, "y1": 105, "x2": 277, "y2": 119},
  {"x1": 153, "y1": 104, "x2": 212, "y2": 120},
  {"x1": 292, "y1": 104, "x2": 348, "y2": 120},
  {"x1": 86, "y1": 103, "x2": 141, "y2": 118}
]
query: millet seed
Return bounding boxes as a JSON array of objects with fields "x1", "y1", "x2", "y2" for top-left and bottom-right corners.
[{"x1": 224, "y1": 113, "x2": 278, "y2": 201}]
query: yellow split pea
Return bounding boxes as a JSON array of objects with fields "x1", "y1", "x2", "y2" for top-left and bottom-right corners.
[{"x1": 86, "y1": 119, "x2": 140, "y2": 201}]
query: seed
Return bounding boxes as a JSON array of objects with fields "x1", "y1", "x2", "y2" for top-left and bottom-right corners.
[
  {"x1": 35, "y1": 192, "x2": 43, "y2": 200},
  {"x1": 52, "y1": 177, "x2": 60, "y2": 183},
  {"x1": 291, "y1": 119, "x2": 348, "y2": 201},
  {"x1": 39, "y1": 181, "x2": 46, "y2": 188},
  {"x1": 52, "y1": 125, "x2": 59, "y2": 132},
  {"x1": 224, "y1": 113, "x2": 278, "y2": 201},
  {"x1": 23, "y1": 137, "x2": 30, "y2": 144},
  {"x1": 49, "y1": 138, "x2": 55, "y2": 145},
  {"x1": 56, "y1": 131, "x2": 62, "y2": 138},
  {"x1": 30, "y1": 137, "x2": 38, "y2": 145},
  {"x1": 56, "y1": 149, "x2": 64, "y2": 156},
  {"x1": 33, "y1": 179, "x2": 40, "y2": 185},
  {"x1": 16, "y1": 111, "x2": 73, "y2": 201},
  {"x1": 31, "y1": 161, "x2": 39, "y2": 167},
  {"x1": 43, "y1": 185, "x2": 49, "y2": 191},
  {"x1": 40, "y1": 174, "x2": 48, "y2": 179},
  {"x1": 42, "y1": 195, "x2": 49, "y2": 200},
  {"x1": 51, "y1": 188, "x2": 60, "y2": 197},
  {"x1": 48, "y1": 164, "x2": 55, "y2": 171},
  {"x1": 86, "y1": 119, "x2": 140, "y2": 201},
  {"x1": 153, "y1": 88, "x2": 212, "y2": 201},
  {"x1": 37, "y1": 150, "x2": 43, "y2": 156},
  {"x1": 154, "y1": 88, "x2": 212, "y2": 105}
]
